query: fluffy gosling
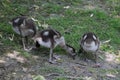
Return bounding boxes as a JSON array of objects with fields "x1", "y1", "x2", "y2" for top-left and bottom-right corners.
[
  {"x1": 10, "y1": 16, "x2": 37, "y2": 51},
  {"x1": 32, "y1": 29, "x2": 76, "y2": 63},
  {"x1": 80, "y1": 32, "x2": 100, "y2": 66}
]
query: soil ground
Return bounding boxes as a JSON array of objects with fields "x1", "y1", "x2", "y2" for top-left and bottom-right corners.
[{"x1": 0, "y1": 48, "x2": 120, "y2": 80}]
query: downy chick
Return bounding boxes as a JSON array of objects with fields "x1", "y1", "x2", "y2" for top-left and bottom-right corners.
[
  {"x1": 33, "y1": 29, "x2": 76, "y2": 63},
  {"x1": 10, "y1": 16, "x2": 37, "y2": 51},
  {"x1": 80, "y1": 32, "x2": 100, "y2": 65}
]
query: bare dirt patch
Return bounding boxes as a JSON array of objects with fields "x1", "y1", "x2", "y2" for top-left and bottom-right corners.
[{"x1": 0, "y1": 50, "x2": 120, "y2": 80}]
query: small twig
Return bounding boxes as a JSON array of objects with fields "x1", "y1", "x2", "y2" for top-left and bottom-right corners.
[
  {"x1": 0, "y1": 34, "x2": 2, "y2": 38},
  {"x1": 58, "y1": 76, "x2": 80, "y2": 79},
  {"x1": 9, "y1": 34, "x2": 14, "y2": 41},
  {"x1": 45, "y1": 73, "x2": 60, "y2": 77},
  {"x1": 75, "y1": 62, "x2": 87, "y2": 66},
  {"x1": 102, "y1": 39, "x2": 111, "y2": 44}
]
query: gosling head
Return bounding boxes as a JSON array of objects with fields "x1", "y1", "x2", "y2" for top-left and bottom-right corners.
[
  {"x1": 80, "y1": 32, "x2": 100, "y2": 53},
  {"x1": 9, "y1": 16, "x2": 37, "y2": 51},
  {"x1": 9, "y1": 16, "x2": 26, "y2": 27},
  {"x1": 10, "y1": 16, "x2": 37, "y2": 37}
]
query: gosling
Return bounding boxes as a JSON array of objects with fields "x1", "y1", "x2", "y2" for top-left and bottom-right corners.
[
  {"x1": 10, "y1": 16, "x2": 37, "y2": 51},
  {"x1": 80, "y1": 32, "x2": 100, "y2": 66},
  {"x1": 32, "y1": 29, "x2": 76, "y2": 63}
]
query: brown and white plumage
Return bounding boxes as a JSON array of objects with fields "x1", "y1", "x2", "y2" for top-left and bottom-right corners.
[
  {"x1": 80, "y1": 32, "x2": 100, "y2": 63},
  {"x1": 10, "y1": 16, "x2": 37, "y2": 51},
  {"x1": 33, "y1": 29, "x2": 76, "y2": 63}
]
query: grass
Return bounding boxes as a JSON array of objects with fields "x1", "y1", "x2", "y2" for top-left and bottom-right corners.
[
  {"x1": 0, "y1": 0, "x2": 120, "y2": 80},
  {"x1": 0, "y1": 0, "x2": 120, "y2": 51},
  {"x1": 39, "y1": 66, "x2": 65, "y2": 75}
]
